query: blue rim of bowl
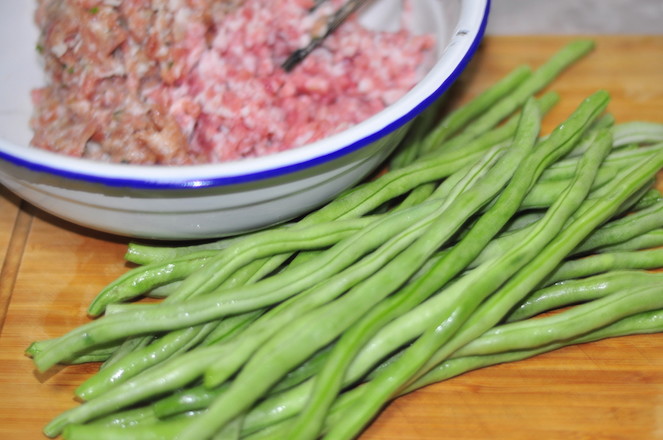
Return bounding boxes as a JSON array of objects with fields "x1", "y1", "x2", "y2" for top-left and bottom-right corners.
[{"x1": 0, "y1": 0, "x2": 490, "y2": 190}]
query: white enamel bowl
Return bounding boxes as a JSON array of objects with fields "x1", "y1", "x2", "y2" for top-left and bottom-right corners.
[{"x1": 0, "y1": 0, "x2": 489, "y2": 240}]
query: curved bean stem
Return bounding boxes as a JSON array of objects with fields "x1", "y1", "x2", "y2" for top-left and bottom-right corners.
[
  {"x1": 472, "y1": 182, "x2": 660, "y2": 269},
  {"x1": 573, "y1": 199, "x2": 663, "y2": 254},
  {"x1": 612, "y1": 121, "x2": 663, "y2": 147},
  {"x1": 456, "y1": 283, "x2": 663, "y2": 357},
  {"x1": 505, "y1": 270, "x2": 663, "y2": 322},
  {"x1": 421, "y1": 39, "x2": 595, "y2": 156},
  {"x1": 87, "y1": 252, "x2": 215, "y2": 316},
  {"x1": 125, "y1": 237, "x2": 238, "y2": 266},
  {"x1": 546, "y1": 247, "x2": 663, "y2": 285},
  {"x1": 404, "y1": 307, "x2": 663, "y2": 393},
  {"x1": 597, "y1": 228, "x2": 663, "y2": 253},
  {"x1": 43, "y1": 345, "x2": 224, "y2": 437},
  {"x1": 413, "y1": 65, "x2": 533, "y2": 157}
]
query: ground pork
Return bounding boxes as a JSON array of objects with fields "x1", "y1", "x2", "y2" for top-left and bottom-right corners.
[{"x1": 30, "y1": 0, "x2": 435, "y2": 165}]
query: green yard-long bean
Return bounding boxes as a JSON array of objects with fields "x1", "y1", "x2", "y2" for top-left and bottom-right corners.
[
  {"x1": 179, "y1": 139, "x2": 531, "y2": 439},
  {"x1": 323, "y1": 97, "x2": 624, "y2": 439},
  {"x1": 26, "y1": 40, "x2": 663, "y2": 440},
  {"x1": 338, "y1": 91, "x2": 610, "y2": 386},
  {"x1": 286, "y1": 97, "x2": 543, "y2": 440},
  {"x1": 30, "y1": 195, "x2": 447, "y2": 373},
  {"x1": 419, "y1": 39, "x2": 595, "y2": 156},
  {"x1": 505, "y1": 270, "x2": 663, "y2": 322},
  {"x1": 73, "y1": 147, "x2": 506, "y2": 399},
  {"x1": 327, "y1": 153, "x2": 661, "y2": 440}
]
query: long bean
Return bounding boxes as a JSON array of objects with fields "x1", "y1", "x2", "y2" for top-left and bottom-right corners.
[
  {"x1": 341, "y1": 91, "x2": 610, "y2": 385},
  {"x1": 289, "y1": 92, "x2": 609, "y2": 437},
  {"x1": 62, "y1": 417, "x2": 192, "y2": 440},
  {"x1": 572, "y1": 199, "x2": 663, "y2": 254},
  {"x1": 108, "y1": 119, "x2": 498, "y2": 320},
  {"x1": 324, "y1": 96, "x2": 618, "y2": 439},
  {"x1": 391, "y1": 89, "x2": 559, "y2": 215},
  {"x1": 597, "y1": 228, "x2": 663, "y2": 252},
  {"x1": 210, "y1": 95, "x2": 605, "y2": 438},
  {"x1": 562, "y1": 113, "x2": 615, "y2": 157},
  {"x1": 76, "y1": 322, "x2": 218, "y2": 400},
  {"x1": 419, "y1": 39, "x2": 595, "y2": 156},
  {"x1": 169, "y1": 151, "x2": 660, "y2": 440},
  {"x1": 388, "y1": 94, "x2": 446, "y2": 169},
  {"x1": 545, "y1": 247, "x2": 663, "y2": 285},
  {"x1": 87, "y1": 253, "x2": 215, "y2": 316},
  {"x1": 127, "y1": 216, "x2": 382, "y2": 306},
  {"x1": 125, "y1": 236, "x2": 238, "y2": 266},
  {"x1": 176, "y1": 104, "x2": 545, "y2": 439},
  {"x1": 43, "y1": 146, "x2": 510, "y2": 436},
  {"x1": 456, "y1": 283, "x2": 663, "y2": 357},
  {"x1": 249, "y1": 131, "x2": 660, "y2": 440},
  {"x1": 545, "y1": 142, "x2": 663, "y2": 181},
  {"x1": 84, "y1": 216, "x2": 383, "y2": 377},
  {"x1": 44, "y1": 345, "x2": 223, "y2": 437},
  {"x1": 49, "y1": 153, "x2": 497, "y2": 435},
  {"x1": 72, "y1": 277, "x2": 660, "y2": 440},
  {"x1": 408, "y1": 147, "x2": 663, "y2": 394},
  {"x1": 75, "y1": 149, "x2": 506, "y2": 398},
  {"x1": 286, "y1": 97, "x2": 543, "y2": 440},
  {"x1": 29, "y1": 40, "x2": 663, "y2": 440},
  {"x1": 521, "y1": 165, "x2": 615, "y2": 209},
  {"x1": 471, "y1": 182, "x2": 661, "y2": 268},
  {"x1": 412, "y1": 65, "x2": 533, "y2": 157},
  {"x1": 30, "y1": 195, "x2": 449, "y2": 373},
  {"x1": 100, "y1": 252, "x2": 286, "y2": 369},
  {"x1": 505, "y1": 270, "x2": 663, "y2": 322},
  {"x1": 222, "y1": 270, "x2": 662, "y2": 407},
  {"x1": 181, "y1": 148, "x2": 505, "y2": 395},
  {"x1": 87, "y1": 217, "x2": 379, "y2": 315},
  {"x1": 241, "y1": 302, "x2": 663, "y2": 439},
  {"x1": 612, "y1": 121, "x2": 663, "y2": 147},
  {"x1": 405, "y1": 307, "x2": 663, "y2": 393}
]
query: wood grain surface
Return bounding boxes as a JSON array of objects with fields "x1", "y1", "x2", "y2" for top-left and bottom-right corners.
[{"x1": 1, "y1": 36, "x2": 662, "y2": 440}]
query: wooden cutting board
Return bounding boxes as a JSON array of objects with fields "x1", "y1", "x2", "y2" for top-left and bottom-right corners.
[{"x1": 1, "y1": 36, "x2": 662, "y2": 440}]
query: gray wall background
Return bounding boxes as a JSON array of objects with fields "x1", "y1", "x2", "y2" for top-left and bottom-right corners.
[{"x1": 486, "y1": 0, "x2": 663, "y2": 34}]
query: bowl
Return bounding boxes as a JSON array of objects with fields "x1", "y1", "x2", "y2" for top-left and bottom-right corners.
[{"x1": 0, "y1": 0, "x2": 489, "y2": 240}]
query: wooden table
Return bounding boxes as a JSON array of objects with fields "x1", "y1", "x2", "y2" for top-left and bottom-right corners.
[{"x1": 1, "y1": 36, "x2": 662, "y2": 440}]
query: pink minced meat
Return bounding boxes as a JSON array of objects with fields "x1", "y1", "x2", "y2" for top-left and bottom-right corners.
[{"x1": 31, "y1": 0, "x2": 435, "y2": 165}]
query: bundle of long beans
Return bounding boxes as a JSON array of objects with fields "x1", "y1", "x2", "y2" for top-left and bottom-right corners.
[{"x1": 27, "y1": 40, "x2": 663, "y2": 440}]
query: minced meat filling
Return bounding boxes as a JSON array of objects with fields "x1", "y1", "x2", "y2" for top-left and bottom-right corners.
[{"x1": 31, "y1": 0, "x2": 435, "y2": 165}]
